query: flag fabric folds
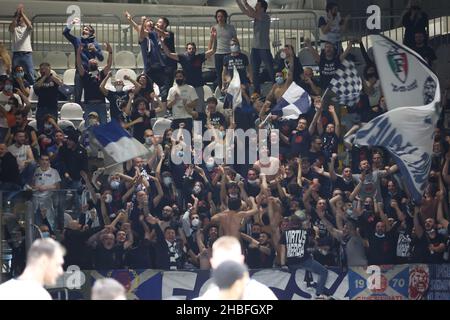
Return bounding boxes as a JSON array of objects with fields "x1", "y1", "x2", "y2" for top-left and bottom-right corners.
[
  {"x1": 226, "y1": 65, "x2": 242, "y2": 109},
  {"x1": 370, "y1": 34, "x2": 437, "y2": 110},
  {"x1": 328, "y1": 59, "x2": 362, "y2": 107},
  {"x1": 354, "y1": 35, "x2": 441, "y2": 203},
  {"x1": 272, "y1": 82, "x2": 311, "y2": 120},
  {"x1": 91, "y1": 120, "x2": 148, "y2": 163}
]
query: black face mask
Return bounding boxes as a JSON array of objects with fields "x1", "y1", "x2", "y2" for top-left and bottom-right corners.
[
  {"x1": 251, "y1": 232, "x2": 260, "y2": 239},
  {"x1": 261, "y1": 203, "x2": 268, "y2": 209},
  {"x1": 89, "y1": 64, "x2": 98, "y2": 72},
  {"x1": 175, "y1": 79, "x2": 184, "y2": 86},
  {"x1": 162, "y1": 215, "x2": 172, "y2": 222},
  {"x1": 364, "y1": 204, "x2": 372, "y2": 212}
]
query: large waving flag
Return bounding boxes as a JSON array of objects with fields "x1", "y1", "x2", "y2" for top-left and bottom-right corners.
[
  {"x1": 272, "y1": 82, "x2": 311, "y2": 120},
  {"x1": 354, "y1": 36, "x2": 441, "y2": 203},
  {"x1": 326, "y1": 59, "x2": 362, "y2": 107},
  {"x1": 371, "y1": 34, "x2": 437, "y2": 110},
  {"x1": 226, "y1": 65, "x2": 242, "y2": 109},
  {"x1": 91, "y1": 119, "x2": 148, "y2": 163}
]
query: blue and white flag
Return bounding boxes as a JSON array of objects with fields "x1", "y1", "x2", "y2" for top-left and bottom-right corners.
[
  {"x1": 91, "y1": 120, "x2": 148, "y2": 163},
  {"x1": 328, "y1": 59, "x2": 362, "y2": 107},
  {"x1": 354, "y1": 42, "x2": 441, "y2": 202},
  {"x1": 226, "y1": 65, "x2": 242, "y2": 109},
  {"x1": 272, "y1": 82, "x2": 311, "y2": 120}
]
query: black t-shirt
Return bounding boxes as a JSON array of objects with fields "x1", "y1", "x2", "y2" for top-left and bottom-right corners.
[
  {"x1": 223, "y1": 53, "x2": 250, "y2": 84},
  {"x1": 197, "y1": 111, "x2": 227, "y2": 131},
  {"x1": 412, "y1": 45, "x2": 437, "y2": 66},
  {"x1": 319, "y1": 52, "x2": 340, "y2": 89},
  {"x1": 246, "y1": 245, "x2": 275, "y2": 269},
  {"x1": 33, "y1": 76, "x2": 60, "y2": 111},
  {"x1": 333, "y1": 176, "x2": 356, "y2": 194},
  {"x1": 322, "y1": 132, "x2": 338, "y2": 158},
  {"x1": 368, "y1": 231, "x2": 397, "y2": 265},
  {"x1": 131, "y1": 112, "x2": 154, "y2": 143},
  {"x1": 281, "y1": 227, "x2": 311, "y2": 265},
  {"x1": 107, "y1": 90, "x2": 129, "y2": 120},
  {"x1": 178, "y1": 53, "x2": 206, "y2": 87},
  {"x1": 92, "y1": 245, "x2": 122, "y2": 269},
  {"x1": 289, "y1": 129, "x2": 311, "y2": 157},
  {"x1": 81, "y1": 70, "x2": 105, "y2": 102},
  {"x1": 0, "y1": 152, "x2": 20, "y2": 185}
]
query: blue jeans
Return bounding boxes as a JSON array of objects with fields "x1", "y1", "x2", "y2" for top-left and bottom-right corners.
[
  {"x1": 74, "y1": 70, "x2": 83, "y2": 105},
  {"x1": 13, "y1": 52, "x2": 35, "y2": 85},
  {"x1": 289, "y1": 256, "x2": 329, "y2": 296},
  {"x1": 84, "y1": 102, "x2": 108, "y2": 124},
  {"x1": 251, "y1": 48, "x2": 275, "y2": 94}
]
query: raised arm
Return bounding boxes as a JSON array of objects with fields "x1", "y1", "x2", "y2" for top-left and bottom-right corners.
[
  {"x1": 304, "y1": 38, "x2": 320, "y2": 64},
  {"x1": 100, "y1": 71, "x2": 112, "y2": 96},
  {"x1": 340, "y1": 40, "x2": 355, "y2": 62},
  {"x1": 317, "y1": 207, "x2": 343, "y2": 240},
  {"x1": 103, "y1": 42, "x2": 113, "y2": 75},
  {"x1": 125, "y1": 11, "x2": 140, "y2": 34},
  {"x1": 329, "y1": 105, "x2": 340, "y2": 136},
  {"x1": 236, "y1": 0, "x2": 261, "y2": 19},
  {"x1": 413, "y1": 206, "x2": 424, "y2": 238},
  {"x1": 309, "y1": 98, "x2": 323, "y2": 135},
  {"x1": 161, "y1": 40, "x2": 179, "y2": 61},
  {"x1": 205, "y1": 29, "x2": 217, "y2": 60}
]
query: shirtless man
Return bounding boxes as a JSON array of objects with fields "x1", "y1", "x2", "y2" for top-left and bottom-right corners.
[
  {"x1": 253, "y1": 145, "x2": 281, "y2": 182},
  {"x1": 211, "y1": 196, "x2": 258, "y2": 239},
  {"x1": 263, "y1": 49, "x2": 294, "y2": 108}
]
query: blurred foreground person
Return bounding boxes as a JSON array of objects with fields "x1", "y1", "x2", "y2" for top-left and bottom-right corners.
[
  {"x1": 211, "y1": 260, "x2": 249, "y2": 300},
  {"x1": 0, "y1": 238, "x2": 65, "y2": 300}
]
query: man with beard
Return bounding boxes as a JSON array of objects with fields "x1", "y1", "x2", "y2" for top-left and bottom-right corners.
[{"x1": 413, "y1": 207, "x2": 446, "y2": 263}]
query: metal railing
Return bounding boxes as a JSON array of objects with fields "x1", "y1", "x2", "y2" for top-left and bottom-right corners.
[
  {"x1": 31, "y1": 14, "x2": 123, "y2": 52},
  {"x1": 229, "y1": 10, "x2": 320, "y2": 55},
  {"x1": 1, "y1": 189, "x2": 80, "y2": 282}
]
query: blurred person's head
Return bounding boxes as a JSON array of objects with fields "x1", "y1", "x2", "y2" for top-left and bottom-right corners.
[
  {"x1": 212, "y1": 260, "x2": 249, "y2": 300},
  {"x1": 24, "y1": 238, "x2": 65, "y2": 286},
  {"x1": 211, "y1": 236, "x2": 244, "y2": 269},
  {"x1": 91, "y1": 278, "x2": 126, "y2": 300}
]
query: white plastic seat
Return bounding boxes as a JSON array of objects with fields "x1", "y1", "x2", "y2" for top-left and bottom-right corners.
[
  {"x1": 60, "y1": 102, "x2": 84, "y2": 121},
  {"x1": 114, "y1": 51, "x2": 137, "y2": 69},
  {"x1": 298, "y1": 48, "x2": 318, "y2": 67},
  {"x1": 57, "y1": 119, "x2": 75, "y2": 130},
  {"x1": 63, "y1": 69, "x2": 76, "y2": 86},
  {"x1": 203, "y1": 85, "x2": 213, "y2": 101},
  {"x1": 152, "y1": 118, "x2": 172, "y2": 136},
  {"x1": 45, "y1": 51, "x2": 68, "y2": 70},
  {"x1": 136, "y1": 51, "x2": 144, "y2": 69},
  {"x1": 78, "y1": 120, "x2": 86, "y2": 132},
  {"x1": 115, "y1": 68, "x2": 137, "y2": 86},
  {"x1": 28, "y1": 120, "x2": 37, "y2": 130}
]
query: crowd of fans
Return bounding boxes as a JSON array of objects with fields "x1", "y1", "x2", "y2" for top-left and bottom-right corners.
[{"x1": 0, "y1": 1, "x2": 449, "y2": 280}]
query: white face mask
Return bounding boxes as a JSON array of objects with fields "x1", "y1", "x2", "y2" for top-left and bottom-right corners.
[
  {"x1": 3, "y1": 104, "x2": 11, "y2": 112},
  {"x1": 280, "y1": 51, "x2": 287, "y2": 59},
  {"x1": 104, "y1": 194, "x2": 113, "y2": 203},
  {"x1": 193, "y1": 185, "x2": 201, "y2": 194},
  {"x1": 163, "y1": 177, "x2": 172, "y2": 186},
  {"x1": 145, "y1": 137, "x2": 152, "y2": 145},
  {"x1": 191, "y1": 218, "x2": 200, "y2": 228},
  {"x1": 110, "y1": 180, "x2": 120, "y2": 190}
]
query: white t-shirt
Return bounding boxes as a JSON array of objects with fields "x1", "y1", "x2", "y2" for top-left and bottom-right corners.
[
  {"x1": 11, "y1": 25, "x2": 33, "y2": 52},
  {"x1": 197, "y1": 279, "x2": 278, "y2": 300},
  {"x1": 168, "y1": 84, "x2": 198, "y2": 120},
  {"x1": 32, "y1": 167, "x2": 61, "y2": 198},
  {"x1": 0, "y1": 279, "x2": 52, "y2": 300},
  {"x1": 8, "y1": 144, "x2": 31, "y2": 169}
]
